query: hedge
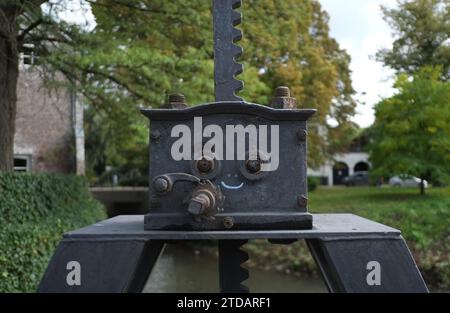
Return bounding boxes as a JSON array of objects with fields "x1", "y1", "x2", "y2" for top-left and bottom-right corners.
[{"x1": 0, "y1": 172, "x2": 106, "y2": 292}]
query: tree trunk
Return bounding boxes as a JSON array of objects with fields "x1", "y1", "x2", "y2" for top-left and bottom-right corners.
[{"x1": 0, "y1": 25, "x2": 19, "y2": 171}]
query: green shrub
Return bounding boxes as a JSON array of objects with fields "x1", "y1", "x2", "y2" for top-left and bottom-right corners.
[
  {"x1": 308, "y1": 176, "x2": 320, "y2": 192},
  {"x1": 0, "y1": 172, "x2": 105, "y2": 292}
]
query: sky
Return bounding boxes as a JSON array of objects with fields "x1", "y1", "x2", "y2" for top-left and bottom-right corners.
[
  {"x1": 47, "y1": 0, "x2": 400, "y2": 128},
  {"x1": 319, "y1": 0, "x2": 398, "y2": 127}
]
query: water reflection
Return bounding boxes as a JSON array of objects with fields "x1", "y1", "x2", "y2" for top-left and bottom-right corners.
[{"x1": 144, "y1": 244, "x2": 327, "y2": 293}]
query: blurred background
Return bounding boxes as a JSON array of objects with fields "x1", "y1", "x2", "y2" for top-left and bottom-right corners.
[{"x1": 0, "y1": 0, "x2": 448, "y2": 292}]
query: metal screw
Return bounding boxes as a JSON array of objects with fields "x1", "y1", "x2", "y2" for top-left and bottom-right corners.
[
  {"x1": 274, "y1": 86, "x2": 291, "y2": 97},
  {"x1": 153, "y1": 177, "x2": 169, "y2": 193},
  {"x1": 223, "y1": 217, "x2": 235, "y2": 229},
  {"x1": 297, "y1": 195, "x2": 308, "y2": 208},
  {"x1": 297, "y1": 129, "x2": 308, "y2": 142},
  {"x1": 150, "y1": 129, "x2": 161, "y2": 140}
]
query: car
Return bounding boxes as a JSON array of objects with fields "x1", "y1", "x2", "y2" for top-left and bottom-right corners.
[
  {"x1": 343, "y1": 172, "x2": 370, "y2": 186},
  {"x1": 389, "y1": 175, "x2": 428, "y2": 188}
]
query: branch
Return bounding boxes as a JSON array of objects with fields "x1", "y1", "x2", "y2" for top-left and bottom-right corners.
[
  {"x1": 25, "y1": 0, "x2": 48, "y2": 8},
  {"x1": 17, "y1": 17, "x2": 43, "y2": 42},
  {"x1": 85, "y1": 0, "x2": 168, "y2": 14}
]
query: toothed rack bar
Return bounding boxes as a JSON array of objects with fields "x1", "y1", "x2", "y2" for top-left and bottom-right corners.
[{"x1": 213, "y1": 0, "x2": 244, "y2": 101}]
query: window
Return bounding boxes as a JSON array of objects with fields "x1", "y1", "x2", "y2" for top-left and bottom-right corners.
[
  {"x1": 20, "y1": 44, "x2": 39, "y2": 66},
  {"x1": 14, "y1": 155, "x2": 31, "y2": 172}
]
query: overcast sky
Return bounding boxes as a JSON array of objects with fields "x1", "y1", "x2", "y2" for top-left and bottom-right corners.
[
  {"x1": 319, "y1": 0, "x2": 398, "y2": 127},
  {"x1": 50, "y1": 0, "x2": 400, "y2": 128}
]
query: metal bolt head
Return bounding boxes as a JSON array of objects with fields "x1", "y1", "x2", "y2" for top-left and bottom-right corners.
[
  {"x1": 274, "y1": 86, "x2": 291, "y2": 97},
  {"x1": 168, "y1": 93, "x2": 187, "y2": 109},
  {"x1": 297, "y1": 195, "x2": 308, "y2": 208},
  {"x1": 271, "y1": 86, "x2": 297, "y2": 109},
  {"x1": 223, "y1": 217, "x2": 235, "y2": 229},
  {"x1": 188, "y1": 193, "x2": 211, "y2": 216},
  {"x1": 197, "y1": 158, "x2": 214, "y2": 173},
  {"x1": 150, "y1": 129, "x2": 161, "y2": 140},
  {"x1": 297, "y1": 129, "x2": 308, "y2": 142},
  {"x1": 246, "y1": 159, "x2": 261, "y2": 174},
  {"x1": 153, "y1": 177, "x2": 169, "y2": 193}
]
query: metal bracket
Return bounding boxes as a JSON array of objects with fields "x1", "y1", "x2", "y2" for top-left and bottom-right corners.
[{"x1": 38, "y1": 214, "x2": 428, "y2": 293}]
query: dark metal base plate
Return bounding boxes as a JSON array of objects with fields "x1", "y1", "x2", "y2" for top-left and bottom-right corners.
[
  {"x1": 143, "y1": 212, "x2": 313, "y2": 231},
  {"x1": 38, "y1": 214, "x2": 429, "y2": 293},
  {"x1": 66, "y1": 214, "x2": 399, "y2": 240}
]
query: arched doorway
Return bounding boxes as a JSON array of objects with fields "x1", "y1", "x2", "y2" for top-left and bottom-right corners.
[
  {"x1": 333, "y1": 162, "x2": 349, "y2": 185},
  {"x1": 354, "y1": 162, "x2": 370, "y2": 173}
]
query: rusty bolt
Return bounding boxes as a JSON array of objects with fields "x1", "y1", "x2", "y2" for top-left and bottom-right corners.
[
  {"x1": 197, "y1": 158, "x2": 214, "y2": 173},
  {"x1": 153, "y1": 177, "x2": 170, "y2": 193},
  {"x1": 271, "y1": 86, "x2": 297, "y2": 109},
  {"x1": 188, "y1": 193, "x2": 211, "y2": 216},
  {"x1": 168, "y1": 93, "x2": 187, "y2": 109},
  {"x1": 150, "y1": 129, "x2": 161, "y2": 140},
  {"x1": 246, "y1": 159, "x2": 261, "y2": 174},
  {"x1": 297, "y1": 129, "x2": 308, "y2": 142},
  {"x1": 297, "y1": 195, "x2": 308, "y2": 208},
  {"x1": 223, "y1": 217, "x2": 235, "y2": 229},
  {"x1": 274, "y1": 86, "x2": 291, "y2": 97}
]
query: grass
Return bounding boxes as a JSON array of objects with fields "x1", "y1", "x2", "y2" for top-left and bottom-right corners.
[{"x1": 244, "y1": 186, "x2": 450, "y2": 291}]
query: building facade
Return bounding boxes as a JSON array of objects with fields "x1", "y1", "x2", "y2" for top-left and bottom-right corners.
[
  {"x1": 308, "y1": 152, "x2": 370, "y2": 186},
  {"x1": 308, "y1": 133, "x2": 371, "y2": 186},
  {"x1": 13, "y1": 58, "x2": 85, "y2": 175}
]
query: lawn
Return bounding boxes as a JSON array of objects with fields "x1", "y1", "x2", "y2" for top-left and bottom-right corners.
[{"x1": 244, "y1": 186, "x2": 450, "y2": 291}]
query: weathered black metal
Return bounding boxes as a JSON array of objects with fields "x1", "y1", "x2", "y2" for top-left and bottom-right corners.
[
  {"x1": 213, "y1": 0, "x2": 244, "y2": 101},
  {"x1": 142, "y1": 103, "x2": 315, "y2": 231},
  {"x1": 218, "y1": 240, "x2": 249, "y2": 293},
  {"x1": 37, "y1": 214, "x2": 429, "y2": 293}
]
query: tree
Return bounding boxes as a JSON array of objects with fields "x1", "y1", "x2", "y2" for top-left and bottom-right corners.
[
  {"x1": 240, "y1": 0, "x2": 358, "y2": 166},
  {"x1": 0, "y1": 1, "x2": 46, "y2": 171},
  {"x1": 0, "y1": 0, "x2": 91, "y2": 171},
  {"x1": 376, "y1": 0, "x2": 450, "y2": 80},
  {"x1": 1, "y1": 0, "x2": 357, "y2": 174},
  {"x1": 370, "y1": 67, "x2": 450, "y2": 195},
  {"x1": 83, "y1": 0, "x2": 357, "y2": 173}
]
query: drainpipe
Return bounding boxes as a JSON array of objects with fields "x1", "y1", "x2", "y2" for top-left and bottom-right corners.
[{"x1": 71, "y1": 89, "x2": 86, "y2": 175}]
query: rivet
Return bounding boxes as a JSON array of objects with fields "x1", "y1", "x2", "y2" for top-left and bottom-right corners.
[
  {"x1": 223, "y1": 217, "x2": 235, "y2": 229},
  {"x1": 150, "y1": 129, "x2": 161, "y2": 140},
  {"x1": 297, "y1": 195, "x2": 308, "y2": 208},
  {"x1": 297, "y1": 129, "x2": 308, "y2": 142},
  {"x1": 153, "y1": 177, "x2": 169, "y2": 193}
]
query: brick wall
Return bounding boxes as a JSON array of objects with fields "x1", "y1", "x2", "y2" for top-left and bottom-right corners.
[{"x1": 14, "y1": 68, "x2": 75, "y2": 173}]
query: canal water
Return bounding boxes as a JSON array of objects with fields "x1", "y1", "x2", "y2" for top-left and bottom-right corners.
[{"x1": 144, "y1": 244, "x2": 327, "y2": 293}]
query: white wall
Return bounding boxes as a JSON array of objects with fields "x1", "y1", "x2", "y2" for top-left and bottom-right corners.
[{"x1": 308, "y1": 152, "x2": 370, "y2": 186}]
